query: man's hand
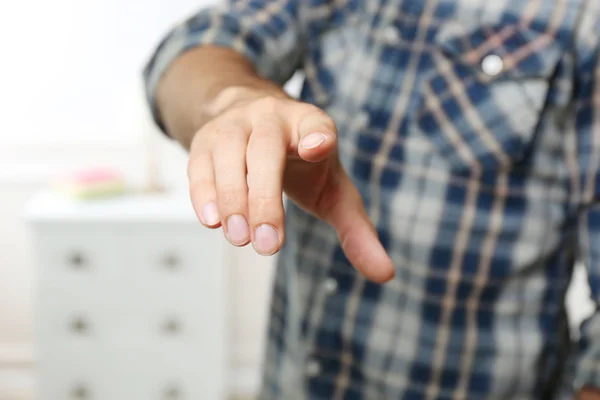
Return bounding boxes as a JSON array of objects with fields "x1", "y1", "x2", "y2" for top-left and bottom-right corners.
[
  {"x1": 186, "y1": 86, "x2": 395, "y2": 283},
  {"x1": 154, "y1": 47, "x2": 394, "y2": 283}
]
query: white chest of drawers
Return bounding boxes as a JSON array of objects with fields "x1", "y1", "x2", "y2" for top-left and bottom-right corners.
[{"x1": 24, "y1": 191, "x2": 228, "y2": 400}]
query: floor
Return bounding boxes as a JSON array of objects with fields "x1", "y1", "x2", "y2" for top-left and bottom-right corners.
[
  {"x1": 0, "y1": 390, "x2": 254, "y2": 400},
  {"x1": 0, "y1": 369, "x2": 255, "y2": 400}
]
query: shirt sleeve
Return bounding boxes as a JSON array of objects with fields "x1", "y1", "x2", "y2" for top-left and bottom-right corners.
[
  {"x1": 571, "y1": 118, "x2": 600, "y2": 393},
  {"x1": 560, "y1": 14, "x2": 600, "y2": 397},
  {"x1": 142, "y1": 0, "x2": 305, "y2": 131},
  {"x1": 572, "y1": 208, "x2": 600, "y2": 393}
]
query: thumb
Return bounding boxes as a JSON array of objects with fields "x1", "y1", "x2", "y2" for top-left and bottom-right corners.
[
  {"x1": 321, "y1": 171, "x2": 395, "y2": 283},
  {"x1": 294, "y1": 106, "x2": 338, "y2": 163}
]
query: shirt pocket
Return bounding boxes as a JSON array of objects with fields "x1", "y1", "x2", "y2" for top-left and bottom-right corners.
[{"x1": 415, "y1": 23, "x2": 564, "y2": 173}]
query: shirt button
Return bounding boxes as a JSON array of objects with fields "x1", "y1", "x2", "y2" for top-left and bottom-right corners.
[
  {"x1": 323, "y1": 278, "x2": 338, "y2": 294},
  {"x1": 381, "y1": 26, "x2": 401, "y2": 45},
  {"x1": 481, "y1": 54, "x2": 504, "y2": 77},
  {"x1": 306, "y1": 360, "x2": 321, "y2": 377}
]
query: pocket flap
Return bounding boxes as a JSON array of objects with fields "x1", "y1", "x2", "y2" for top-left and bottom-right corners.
[{"x1": 436, "y1": 23, "x2": 563, "y2": 81}]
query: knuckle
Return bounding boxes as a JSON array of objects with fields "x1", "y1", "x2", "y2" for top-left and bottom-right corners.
[
  {"x1": 215, "y1": 123, "x2": 245, "y2": 141},
  {"x1": 217, "y1": 86, "x2": 248, "y2": 105},
  {"x1": 251, "y1": 96, "x2": 283, "y2": 113},
  {"x1": 249, "y1": 187, "x2": 282, "y2": 203},
  {"x1": 191, "y1": 118, "x2": 244, "y2": 153},
  {"x1": 300, "y1": 103, "x2": 325, "y2": 116},
  {"x1": 252, "y1": 111, "x2": 284, "y2": 130},
  {"x1": 320, "y1": 116, "x2": 337, "y2": 132},
  {"x1": 298, "y1": 106, "x2": 337, "y2": 134},
  {"x1": 250, "y1": 189, "x2": 282, "y2": 203},
  {"x1": 249, "y1": 131, "x2": 286, "y2": 154},
  {"x1": 217, "y1": 185, "x2": 247, "y2": 209},
  {"x1": 213, "y1": 133, "x2": 245, "y2": 156},
  {"x1": 249, "y1": 193, "x2": 283, "y2": 220},
  {"x1": 250, "y1": 115, "x2": 287, "y2": 143}
]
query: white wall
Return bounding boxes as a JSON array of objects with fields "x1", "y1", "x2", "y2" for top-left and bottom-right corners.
[
  {"x1": 0, "y1": 0, "x2": 278, "y2": 396},
  {"x1": 0, "y1": 0, "x2": 211, "y2": 148}
]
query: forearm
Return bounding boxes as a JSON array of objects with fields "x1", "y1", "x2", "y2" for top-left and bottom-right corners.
[{"x1": 155, "y1": 46, "x2": 288, "y2": 149}]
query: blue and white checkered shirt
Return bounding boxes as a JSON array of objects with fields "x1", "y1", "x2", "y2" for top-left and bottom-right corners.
[{"x1": 144, "y1": 1, "x2": 600, "y2": 398}]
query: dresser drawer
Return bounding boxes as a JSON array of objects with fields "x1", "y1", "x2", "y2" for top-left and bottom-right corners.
[
  {"x1": 38, "y1": 344, "x2": 222, "y2": 399},
  {"x1": 125, "y1": 223, "x2": 227, "y2": 294},
  {"x1": 37, "y1": 341, "x2": 116, "y2": 400},
  {"x1": 31, "y1": 223, "x2": 131, "y2": 289},
  {"x1": 115, "y1": 345, "x2": 226, "y2": 400},
  {"x1": 31, "y1": 222, "x2": 226, "y2": 286}
]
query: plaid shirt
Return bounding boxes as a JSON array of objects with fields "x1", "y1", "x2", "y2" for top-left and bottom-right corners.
[{"x1": 144, "y1": 1, "x2": 600, "y2": 398}]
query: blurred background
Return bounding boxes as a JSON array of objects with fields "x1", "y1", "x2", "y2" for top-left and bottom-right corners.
[{"x1": 0, "y1": 1, "x2": 594, "y2": 399}]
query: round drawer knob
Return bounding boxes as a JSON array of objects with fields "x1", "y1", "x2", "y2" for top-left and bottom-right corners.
[
  {"x1": 71, "y1": 316, "x2": 89, "y2": 334},
  {"x1": 162, "y1": 318, "x2": 181, "y2": 335},
  {"x1": 68, "y1": 252, "x2": 87, "y2": 269},
  {"x1": 162, "y1": 253, "x2": 180, "y2": 270},
  {"x1": 163, "y1": 385, "x2": 181, "y2": 399},
  {"x1": 71, "y1": 383, "x2": 89, "y2": 399}
]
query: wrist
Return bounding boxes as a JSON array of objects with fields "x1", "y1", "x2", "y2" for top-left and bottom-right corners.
[{"x1": 206, "y1": 83, "x2": 290, "y2": 117}]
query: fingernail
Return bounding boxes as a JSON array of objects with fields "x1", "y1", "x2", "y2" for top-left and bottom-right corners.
[
  {"x1": 227, "y1": 214, "x2": 250, "y2": 245},
  {"x1": 254, "y1": 224, "x2": 279, "y2": 255},
  {"x1": 300, "y1": 132, "x2": 327, "y2": 149},
  {"x1": 201, "y1": 202, "x2": 220, "y2": 226}
]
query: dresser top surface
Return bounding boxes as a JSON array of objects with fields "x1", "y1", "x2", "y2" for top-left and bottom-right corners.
[{"x1": 24, "y1": 190, "x2": 199, "y2": 223}]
